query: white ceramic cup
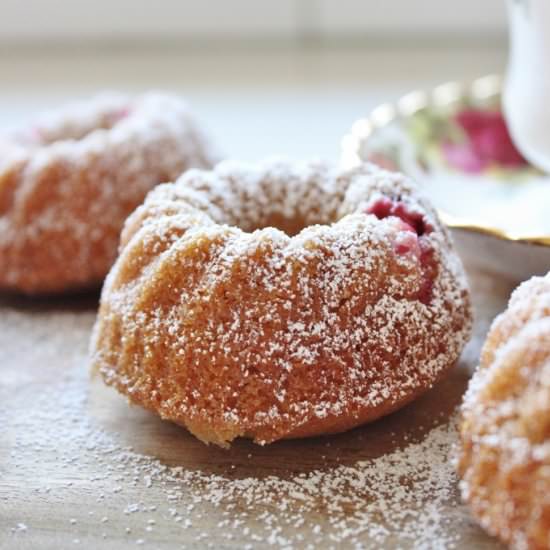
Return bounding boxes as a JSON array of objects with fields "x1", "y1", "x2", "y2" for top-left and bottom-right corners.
[{"x1": 504, "y1": 0, "x2": 550, "y2": 173}]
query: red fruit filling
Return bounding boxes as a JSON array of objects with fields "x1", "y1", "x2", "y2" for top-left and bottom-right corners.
[
  {"x1": 366, "y1": 196, "x2": 433, "y2": 236},
  {"x1": 393, "y1": 230, "x2": 419, "y2": 256},
  {"x1": 417, "y1": 239, "x2": 438, "y2": 305},
  {"x1": 366, "y1": 197, "x2": 437, "y2": 304}
]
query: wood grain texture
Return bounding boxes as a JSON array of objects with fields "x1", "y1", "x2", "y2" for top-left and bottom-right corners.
[{"x1": 0, "y1": 267, "x2": 513, "y2": 549}]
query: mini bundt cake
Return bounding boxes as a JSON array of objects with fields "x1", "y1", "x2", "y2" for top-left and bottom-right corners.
[
  {"x1": 458, "y1": 272, "x2": 550, "y2": 550},
  {"x1": 91, "y1": 159, "x2": 472, "y2": 447},
  {"x1": 0, "y1": 92, "x2": 218, "y2": 294}
]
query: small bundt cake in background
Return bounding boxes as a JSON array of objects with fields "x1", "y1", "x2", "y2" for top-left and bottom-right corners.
[
  {"x1": 458, "y1": 272, "x2": 550, "y2": 550},
  {"x1": 91, "y1": 159, "x2": 472, "y2": 447},
  {"x1": 0, "y1": 92, "x2": 218, "y2": 294}
]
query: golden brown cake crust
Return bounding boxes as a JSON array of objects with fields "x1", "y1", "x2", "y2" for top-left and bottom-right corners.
[
  {"x1": 458, "y1": 273, "x2": 550, "y2": 550},
  {"x1": 0, "y1": 93, "x2": 217, "y2": 294},
  {"x1": 91, "y1": 159, "x2": 472, "y2": 447}
]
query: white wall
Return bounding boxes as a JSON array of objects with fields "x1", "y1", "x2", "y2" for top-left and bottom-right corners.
[
  {"x1": 0, "y1": 0, "x2": 507, "y2": 44},
  {"x1": 316, "y1": 0, "x2": 506, "y2": 36}
]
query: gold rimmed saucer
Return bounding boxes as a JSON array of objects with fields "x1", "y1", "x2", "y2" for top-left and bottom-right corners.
[{"x1": 342, "y1": 74, "x2": 550, "y2": 281}]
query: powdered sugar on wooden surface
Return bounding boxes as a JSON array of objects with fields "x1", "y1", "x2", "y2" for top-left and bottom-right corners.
[
  {"x1": 4, "y1": 338, "x2": 460, "y2": 548},
  {"x1": 1, "y1": 275, "x2": 509, "y2": 549}
]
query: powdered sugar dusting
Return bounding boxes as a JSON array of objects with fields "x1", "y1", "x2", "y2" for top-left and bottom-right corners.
[
  {"x1": 92, "y1": 159, "x2": 472, "y2": 446},
  {"x1": 458, "y1": 273, "x2": 550, "y2": 549},
  {"x1": 2, "y1": 303, "x2": 473, "y2": 549},
  {"x1": 0, "y1": 92, "x2": 219, "y2": 293}
]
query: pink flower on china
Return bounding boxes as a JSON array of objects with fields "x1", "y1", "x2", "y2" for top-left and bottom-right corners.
[{"x1": 443, "y1": 109, "x2": 527, "y2": 173}]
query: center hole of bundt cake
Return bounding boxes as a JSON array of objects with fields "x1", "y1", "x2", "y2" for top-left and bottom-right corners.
[
  {"x1": 366, "y1": 197, "x2": 432, "y2": 236},
  {"x1": 253, "y1": 212, "x2": 314, "y2": 237}
]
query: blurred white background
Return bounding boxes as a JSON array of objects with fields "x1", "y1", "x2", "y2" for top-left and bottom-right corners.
[
  {"x1": 0, "y1": 0, "x2": 507, "y2": 161},
  {"x1": 0, "y1": 0, "x2": 506, "y2": 43}
]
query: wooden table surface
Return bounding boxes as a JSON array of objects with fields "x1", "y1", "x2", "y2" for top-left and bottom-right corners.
[{"x1": 0, "y1": 259, "x2": 515, "y2": 550}]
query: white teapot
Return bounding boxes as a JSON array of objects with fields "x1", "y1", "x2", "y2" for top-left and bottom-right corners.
[{"x1": 504, "y1": 0, "x2": 550, "y2": 172}]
